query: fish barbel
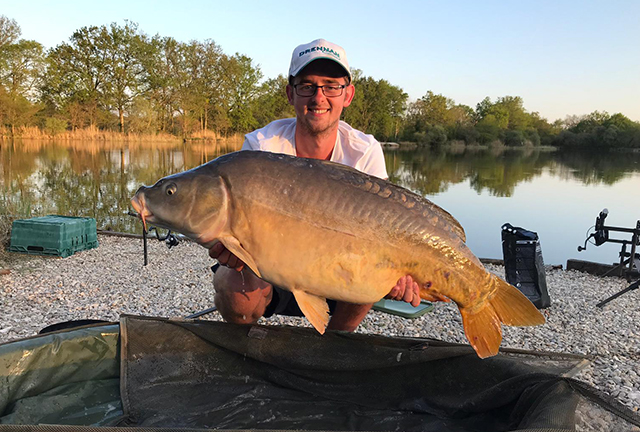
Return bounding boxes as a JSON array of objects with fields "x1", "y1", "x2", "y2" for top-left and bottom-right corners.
[{"x1": 131, "y1": 151, "x2": 545, "y2": 358}]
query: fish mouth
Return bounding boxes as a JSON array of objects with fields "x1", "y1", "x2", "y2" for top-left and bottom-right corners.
[{"x1": 131, "y1": 195, "x2": 152, "y2": 232}]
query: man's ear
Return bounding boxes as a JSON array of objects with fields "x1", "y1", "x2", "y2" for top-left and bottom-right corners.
[
  {"x1": 286, "y1": 84, "x2": 294, "y2": 105},
  {"x1": 342, "y1": 84, "x2": 355, "y2": 107}
]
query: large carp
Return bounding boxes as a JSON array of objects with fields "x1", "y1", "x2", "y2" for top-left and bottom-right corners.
[{"x1": 131, "y1": 151, "x2": 544, "y2": 358}]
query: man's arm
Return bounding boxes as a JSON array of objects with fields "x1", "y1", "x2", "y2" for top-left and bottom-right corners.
[{"x1": 326, "y1": 302, "x2": 374, "y2": 332}]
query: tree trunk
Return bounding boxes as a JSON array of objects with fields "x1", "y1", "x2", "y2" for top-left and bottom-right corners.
[{"x1": 119, "y1": 108, "x2": 125, "y2": 133}]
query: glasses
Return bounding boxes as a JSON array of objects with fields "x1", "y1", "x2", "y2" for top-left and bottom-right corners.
[{"x1": 293, "y1": 84, "x2": 347, "y2": 97}]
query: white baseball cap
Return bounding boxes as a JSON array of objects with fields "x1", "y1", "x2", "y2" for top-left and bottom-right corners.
[{"x1": 288, "y1": 39, "x2": 351, "y2": 81}]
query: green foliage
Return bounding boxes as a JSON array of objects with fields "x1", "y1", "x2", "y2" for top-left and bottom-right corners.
[
  {"x1": 0, "y1": 16, "x2": 21, "y2": 49},
  {"x1": 504, "y1": 130, "x2": 525, "y2": 146},
  {"x1": 553, "y1": 111, "x2": 640, "y2": 149},
  {"x1": 475, "y1": 114, "x2": 502, "y2": 144},
  {"x1": 402, "y1": 91, "x2": 475, "y2": 144},
  {"x1": 252, "y1": 75, "x2": 295, "y2": 127},
  {"x1": 44, "y1": 116, "x2": 68, "y2": 135},
  {"x1": 342, "y1": 71, "x2": 407, "y2": 141}
]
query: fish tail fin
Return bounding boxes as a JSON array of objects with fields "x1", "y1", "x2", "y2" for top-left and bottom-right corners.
[
  {"x1": 459, "y1": 274, "x2": 546, "y2": 358},
  {"x1": 489, "y1": 274, "x2": 546, "y2": 327}
]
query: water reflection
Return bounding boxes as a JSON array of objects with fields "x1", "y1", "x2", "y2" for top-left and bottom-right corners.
[
  {"x1": 1, "y1": 141, "x2": 639, "y2": 264},
  {"x1": 0, "y1": 140, "x2": 243, "y2": 233},
  {"x1": 385, "y1": 146, "x2": 640, "y2": 197}
]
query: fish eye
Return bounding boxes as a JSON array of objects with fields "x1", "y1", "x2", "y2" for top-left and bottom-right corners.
[{"x1": 166, "y1": 183, "x2": 177, "y2": 196}]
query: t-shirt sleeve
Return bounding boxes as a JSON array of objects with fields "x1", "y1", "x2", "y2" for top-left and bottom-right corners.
[
  {"x1": 362, "y1": 143, "x2": 389, "y2": 179},
  {"x1": 241, "y1": 133, "x2": 260, "y2": 151}
]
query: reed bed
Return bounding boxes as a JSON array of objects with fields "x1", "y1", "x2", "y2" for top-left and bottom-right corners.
[{"x1": 0, "y1": 126, "x2": 245, "y2": 145}]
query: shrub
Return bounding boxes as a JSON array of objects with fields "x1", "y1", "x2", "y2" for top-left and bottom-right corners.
[{"x1": 44, "y1": 117, "x2": 68, "y2": 136}]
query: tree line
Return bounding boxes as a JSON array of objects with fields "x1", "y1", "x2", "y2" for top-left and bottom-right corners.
[{"x1": 1, "y1": 16, "x2": 639, "y2": 148}]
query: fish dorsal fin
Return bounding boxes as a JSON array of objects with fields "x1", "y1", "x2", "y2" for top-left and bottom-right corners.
[
  {"x1": 218, "y1": 236, "x2": 262, "y2": 278},
  {"x1": 291, "y1": 289, "x2": 330, "y2": 334}
]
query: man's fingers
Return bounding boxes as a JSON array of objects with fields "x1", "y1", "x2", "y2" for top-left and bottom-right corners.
[
  {"x1": 208, "y1": 241, "x2": 224, "y2": 259},
  {"x1": 217, "y1": 248, "x2": 231, "y2": 265},
  {"x1": 386, "y1": 286, "x2": 399, "y2": 300},
  {"x1": 402, "y1": 278, "x2": 414, "y2": 303},
  {"x1": 410, "y1": 281, "x2": 421, "y2": 307},
  {"x1": 209, "y1": 242, "x2": 245, "y2": 272},
  {"x1": 227, "y1": 255, "x2": 244, "y2": 272}
]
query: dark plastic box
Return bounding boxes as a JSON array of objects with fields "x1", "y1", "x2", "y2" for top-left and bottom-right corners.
[
  {"x1": 8, "y1": 215, "x2": 98, "y2": 258},
  {"x1": 501, "y1": 223, "x2": 551, "y2": 309}
]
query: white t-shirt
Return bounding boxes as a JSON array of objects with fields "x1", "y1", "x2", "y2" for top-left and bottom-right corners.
[{"x1": 242, "y1": 118, "x2": 388, "y2": 179}]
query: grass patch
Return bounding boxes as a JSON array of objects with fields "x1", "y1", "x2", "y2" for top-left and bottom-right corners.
[{"x1": 0, "y1": 214, "x2": 15, "y2": 262}]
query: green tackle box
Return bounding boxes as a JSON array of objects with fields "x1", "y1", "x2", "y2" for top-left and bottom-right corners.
[{"x1": 8, "y1": 215, "x2": 98, "y2": 258}]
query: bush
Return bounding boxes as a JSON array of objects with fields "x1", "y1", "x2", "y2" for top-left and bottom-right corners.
[
  {"x1": 525, "y1": 129, "x2": 541, "y2": 146},
  {"x1": 427, "y1": 125, "x2": 448, "y2": 146},
  {"x1": 504, "y1": 130, "x2": 526, "y2": 146},
  {"x1": 452, "y1": 126, "x2": 479, "y2": 144},
  {"x1": 44, "y1": 117, "x2": 68, "y2": 136}
]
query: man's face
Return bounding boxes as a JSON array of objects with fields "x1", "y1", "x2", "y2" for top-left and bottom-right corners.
[{"x1": 286, "y1": 60, "x2": 355, "y2": 137}]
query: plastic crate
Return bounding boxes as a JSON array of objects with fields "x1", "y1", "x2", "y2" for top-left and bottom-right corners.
[{"x1": 8, "y1": 215, "x2": 98, "y2": 258}]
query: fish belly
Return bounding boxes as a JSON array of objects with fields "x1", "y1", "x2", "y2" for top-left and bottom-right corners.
[
  {"x1": 237, "y1": 213, "x2": 385, "y2": 301},
  {"x1": 233, "y1": 205, "x2": 452, "y2": 305}
]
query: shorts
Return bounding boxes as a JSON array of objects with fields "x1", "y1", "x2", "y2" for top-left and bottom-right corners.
[{"x1": 263, "y1": 286, "x2": 338, "y2": 318}]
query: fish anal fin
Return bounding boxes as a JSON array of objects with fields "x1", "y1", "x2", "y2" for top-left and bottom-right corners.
[
  {"x1": 490, "y1": 275, "x2": 546, "y2": 326},
  {"x1": 292, "y1": 289, "x2": 330, "y2": 334},
  {"x1": 459, "y1": 304, "x2": 502, "y2": 359},
  {"x1": 218, "y1": 236, "x2": 262, "y2": 278}
]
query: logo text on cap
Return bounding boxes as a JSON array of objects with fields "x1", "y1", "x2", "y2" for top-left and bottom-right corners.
[{"x1": 299, "y1": 46, "x2": 340, "y2": 59}]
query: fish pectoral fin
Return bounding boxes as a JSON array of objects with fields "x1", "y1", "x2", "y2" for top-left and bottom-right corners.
[
  {"x1": 292, "y1": 289, "x2": 330, "y2": 334},
  {"x1": 218, "y1": 236, "x2": 262, "y2": 278}
]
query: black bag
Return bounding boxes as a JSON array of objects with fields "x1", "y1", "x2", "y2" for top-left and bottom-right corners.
[{"x1": 501, "y1": 223, "x2": 551, "y2": 309}]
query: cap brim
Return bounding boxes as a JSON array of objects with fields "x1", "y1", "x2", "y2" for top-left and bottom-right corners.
[{"x1": 291, "y1": 57, "x2": 351, "y2": 80}]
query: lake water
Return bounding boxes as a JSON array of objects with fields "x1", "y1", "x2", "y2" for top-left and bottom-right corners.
[{"x1": 1, "y1": 140, "x2": 639, "y2": 266}]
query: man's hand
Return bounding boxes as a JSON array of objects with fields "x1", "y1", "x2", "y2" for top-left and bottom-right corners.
[
  {"x1": 386, "y1": 275, "x2": 451, "y2": 305},
  {"x1": 385, "y1": 275, "x2": 422, "y2": 307},
  {"x1": 209, "y1": 242, "x2": 245, "y2": 272}
]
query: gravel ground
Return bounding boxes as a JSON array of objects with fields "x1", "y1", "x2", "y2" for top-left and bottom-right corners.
[{"x1": 1, "y1": 234, "x2": 639, "y2": 422}]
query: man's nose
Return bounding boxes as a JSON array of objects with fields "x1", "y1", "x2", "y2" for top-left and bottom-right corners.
[{"x1": 310, "y1": 86, "x2": 327, "y2": 102}]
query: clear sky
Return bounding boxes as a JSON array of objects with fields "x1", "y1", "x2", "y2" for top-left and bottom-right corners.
[{"x1": 2, "y1": 0, "x2": 639, "y2": 122}]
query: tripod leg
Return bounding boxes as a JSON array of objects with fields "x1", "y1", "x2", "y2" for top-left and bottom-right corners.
[{"x1": 596, "y1": 280, "x2": 640, "y2": 308}]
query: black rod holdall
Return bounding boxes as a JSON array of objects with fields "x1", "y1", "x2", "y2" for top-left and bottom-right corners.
[{"x1": 501, "y1": 223, "x2": 551, "y2": 309}]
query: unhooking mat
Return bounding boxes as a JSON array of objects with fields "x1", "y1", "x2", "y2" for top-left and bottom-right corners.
[{"x1": 1, "y1": 315, "x2": 639, "y2": 431}]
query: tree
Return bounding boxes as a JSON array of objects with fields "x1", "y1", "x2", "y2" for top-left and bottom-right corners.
[
  {"x1": 41, "y1": 26, "x2": 111, "y2": 129},
  {"x1": 343, "y1": 72, "x2": 407, "y2": 141},
  {"x1": 140, "y1": 35, "x2": 180, "y2": 133},
  {"x1": 99, "y1": 21, "x2": 149, "y2": 133},
  {"x1": 0, "y1": 16, "x2": 20, "y2": 51},
  {"x1": 252, "y1": 75, "x2": 294, "y2": 127},
  {"x1": 0, "y1": 17, "x2": 44, "y2": 134},
  {"x1": 221, "y1": 53, "x2": 262, "y2": 133}
]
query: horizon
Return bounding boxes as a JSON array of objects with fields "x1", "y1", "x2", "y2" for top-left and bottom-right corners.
[{"x1": 2, "y1": 0, "x2": 639, "y2": 123}]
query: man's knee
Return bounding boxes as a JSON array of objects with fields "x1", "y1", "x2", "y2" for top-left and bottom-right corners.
[{"x1": 213, "y1": 266, "x2": 273, "y2": 324}]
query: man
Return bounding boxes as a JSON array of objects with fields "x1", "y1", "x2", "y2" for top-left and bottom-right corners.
[{"x1": 210, "y1": 39, "x2": 422, "y2": 331}]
